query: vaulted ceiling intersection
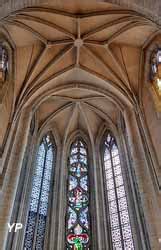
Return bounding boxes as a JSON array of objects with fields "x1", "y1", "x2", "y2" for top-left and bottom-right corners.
[{"x1": 0, "y1": 5, "x2": 160, "y2": 138}]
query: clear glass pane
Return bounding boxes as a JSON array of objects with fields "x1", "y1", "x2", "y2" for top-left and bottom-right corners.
[
  {"x1": 111, "y1": 228, "x2": 121, "y2": 242},
  {"x1": 24, "y1": 134, "x2": 55, "y2": 249},
  {"x1": 114, "y1": 165, "x2": 122, "y2": 176},
  {"x1": 108, "y1": 189, "x2": 116, "y2": 201},
  {"x1": 113, "y1": 240, "x2": 123, "y2": 250},
  {"x1": 124, "y1": 238, "x2": 135, "y2": 250},
  {"x1": 115, "y1": 175, "x2": 123, "y2": 187},
  {"x1": 120, "y1": 210, "x2": 130, "y2": 225},
  {"x1": 116, "y1": 186, "x2": 126, "y2": 199},
  {"x1": 110, "y1": 213, "x2": 119, "y2": 228},
  {"x1": 109, "y1": 200, "x2": 118, "y2": 214},
  {"x1": 106, "y1": 178, "x2": 114, "y2": 190},
  {"x1": 122, "y1": 224, "x2": 132, "y2": 240},
  {"x1": 104, "y1": 149, "x2": 110, "y2": 161},
  {"x1": 118, "y1": 197, "x2": 128, "y2": 212},
  {"x1": 106, "y1": 168, "x2": 113, "y2": 180},
  {"x1": 104, "y1": 159, "x2": 112, "y2": 170},
  {"x1": 103, "y1": 132, "x2": 134, "y2": 249},
  {"x1": 112, "y1": 155, "x2": 120, "y2": 166}
]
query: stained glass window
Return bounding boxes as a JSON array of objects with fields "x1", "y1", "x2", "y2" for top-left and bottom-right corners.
[
  {"x1": 0, "y1": 44, "x2": 8, "y2": 82},
  {"x1": 24, "y1": 133, "x2": 56, "y2": 250},
  {"x1": 66, "y1": 139, "x2": 90, "y2": 250},
  {"x1": 103, "y1": 132, "x2": 134, "y2": 250},
  {"x1": 151, "y1": 48, "x2": 161, "y2": 91}
]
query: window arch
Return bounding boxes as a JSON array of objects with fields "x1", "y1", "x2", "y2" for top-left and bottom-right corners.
[
  {"x1": 102, "y1": 131, "x2": 134, "y2": 250},
  {"x1": 0, "y1": 44, "x2": 8, "y2": 83},
  {"x1": 150, "y1": 48, "x2": 161, "y2": 94},
  {"x1": 24, "y1": 132, "x2": 56, "y2": 250},
  {"x1": 66, "y1": 138, "x2": 90, "y2": 249}
]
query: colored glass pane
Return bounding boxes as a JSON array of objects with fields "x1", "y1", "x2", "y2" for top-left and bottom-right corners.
[{"x1": 66, "y1": 139, "x2": 90, "y2": 250}]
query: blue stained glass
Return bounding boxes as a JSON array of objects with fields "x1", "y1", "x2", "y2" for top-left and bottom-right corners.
[
  {"x1": 70, "y1": 163, "x2": 87, "y2": 178},
  {"x1": 24, "y1": 211, "x2": 37, "y2": 249},
  {"x1": 24, "y1": 133, "x2": 56, "y2": 250},
  {"x1": 80, "y1": 154, "x2": 87, "y2": 164},
  {"x1": 71, "y1": 147, "x2": 78, "y2": 154},
  {"x1": 39, "y1": 201, "x2": 48, "y2": 216},
  {"x1": 69, "y1": 176, "x2": 77, "y2": 190},
  {"x1": 80, "y1": 147, "x2": 87, "y2": 155},
  {"x1": 70, "y1": 155, "x2": 78, "y2": 164},
  {"x1": 68, "y1": 207, "x2": 77, "y2": 229},
  {"x1": 80, "y1": 207, "x2": 89, "y2": 229},
  {"x1": 80, "y1": 176, "x2": 88, "y2": 191},
  {"x1": 32, "y1": 176, "x2": 42, "y2": 188},
  {"x1": 31, "y1": 185, "x2": 42, "y2": 200},
  {"x1": 30, "y1": 197, "x2": 39, "y2": 213}
]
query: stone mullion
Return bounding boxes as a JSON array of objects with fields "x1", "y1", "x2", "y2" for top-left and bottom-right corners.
[
  {"x1": 45, "y1": 143, "x2": 57, "y2": 250},
  {"x1": 90, "y1": 143, "x2": 103, "y2": 250},
  {"x1": 95, "y1": 137, "x2": 111, "y2": 250},
  {"x1": 109, "y1": 148, "x2": 125, "y2": 250},
  {"x1": 32, "y1": 144, "x2": 47, "y2": 249},
  {"x1": 55, "y1": 144, "x2": 66, "y2": 250}
]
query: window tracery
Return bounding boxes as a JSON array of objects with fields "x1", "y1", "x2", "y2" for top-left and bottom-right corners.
[
  {"x1": 66, "y1": 139, "x2": 90, "y2": 250},
  {"x1": 103, "y1": 132, "x2": 134, "y2": 250},
  {"x1": 24, "y1": 133, "x2": 56, "y2": 250},
  {"x1": 151, "y1": 48, "x2": 161, "y2": 94},
  {"x1": 0, "y1": 44, "x2": 8, "y2": 83}
]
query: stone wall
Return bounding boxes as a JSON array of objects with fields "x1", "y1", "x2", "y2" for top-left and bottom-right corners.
[
  {"x1": 99, "y1": 0, "x2": 161, "y2": 23},
  {"x1": 0, "y1": 0, "x2": 161, "y2": 24}
]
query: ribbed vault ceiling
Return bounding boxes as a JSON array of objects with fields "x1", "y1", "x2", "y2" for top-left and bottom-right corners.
[
  {"x1": 37, "y1": 86, "x2": 118, "y2": 141},
  {"x1": 0, "y1": 2, "x2": 160, "y2": 140}
]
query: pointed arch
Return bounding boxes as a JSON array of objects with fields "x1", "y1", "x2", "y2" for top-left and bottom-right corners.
[
  {"x1": 101, "y1": 130, "x2": 135, "y2": 249},
  {"x1": 24, "y1": 131, "x2": 57, "y2": 249},
  {"x1": 66, "y1": 137, "x2": 90, "y2": 249}
]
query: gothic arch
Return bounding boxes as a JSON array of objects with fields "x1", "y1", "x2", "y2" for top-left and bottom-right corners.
[
  {"x1": 95, "y1": 121, "x2": 151, "y2": 250},
  {"x1": 1, "y1": 2, "x2": 161, "y2": 249},
  {"x1": 0, "y1": 29, "x2": 15, "y2": 156},
  {"x1": 15, "y1": 79, "x2": 132, "y2": 122}
]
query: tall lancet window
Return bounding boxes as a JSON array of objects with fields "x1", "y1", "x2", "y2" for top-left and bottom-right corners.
[
  {"x1": 103, "y1": 132, "x2": 134, "y2": 250},
  {"x1": 0, "y1": 44, "x2": 8, "y2": 82},
  {"x1": 66, "y1": 139, "x2": 90, "y2": 250},
  {"x1": 24, "y1": 133, "x2": 56, "y2": 250}
]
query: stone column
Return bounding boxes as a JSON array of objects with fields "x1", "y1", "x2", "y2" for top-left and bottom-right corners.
[
  {"x1": 124, "y1": 108, "x2": 161, "y2": 250},
  {"x1": 0, "y1": 107, "x2": 32, "y2": 250}
]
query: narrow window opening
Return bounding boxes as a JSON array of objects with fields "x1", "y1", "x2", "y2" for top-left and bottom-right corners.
[
  {"x1": 103, "y1": 132, "x2": 134, "y2": 250},
  {"x1": 24, "y1": 133, "x2": 56, "y2": 250},
  {"x1": 66, "y1": 138, "x2": 90, "y2": 250}
]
